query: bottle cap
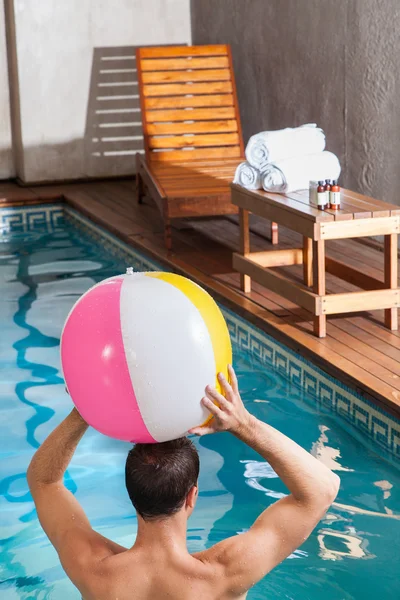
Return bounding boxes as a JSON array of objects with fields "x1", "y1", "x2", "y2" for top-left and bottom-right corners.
[
  {"x1": 332, "y1": 179, "x2": 338, "y2": 185},
  {"x1": 318, "y1": 180, "x2": 324, "y2": 185},
  {"x1": 325, "y1": 179, "x2": 331, "y2": 185}
]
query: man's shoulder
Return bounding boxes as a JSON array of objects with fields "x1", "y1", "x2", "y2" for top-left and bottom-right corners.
[{"x1": 192, "y1": 536, "x2": 240, "y2": 571}]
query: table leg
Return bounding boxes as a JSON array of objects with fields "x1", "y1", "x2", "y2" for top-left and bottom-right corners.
[
  {"x1": 384, "y1": 233, "x2": 398, "y2": 330},
  {"x1": 313, "y1": 239, "x2": 326, "y2": 337},
  {"x1": 303, "y1": 237, "x2": 313, "y2": 287},
  {"x1": 271, "y1": 222, "x2": 278, "y2": 245},
  {"x1": 239, "y1": 207, "x2": 251, "y2": 293}
]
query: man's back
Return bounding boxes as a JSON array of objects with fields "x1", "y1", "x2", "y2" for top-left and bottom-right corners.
[{"x1": 77, "y1": 546, "x2": 245, "y2": 600}]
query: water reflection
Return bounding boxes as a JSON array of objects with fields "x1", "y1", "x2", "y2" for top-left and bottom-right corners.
[
  {"x1": 311, "y1": 425, "x2": 354, "y2": 472},
  {"x1": 241, "y1": 460, "x2": 285, "y2": 499},
  {"x1": 374, "y1": 480, "x2": 393, "y2": 515},
  {"x1": 317, "y1": 527, "x2": 373, "y2": 560}
]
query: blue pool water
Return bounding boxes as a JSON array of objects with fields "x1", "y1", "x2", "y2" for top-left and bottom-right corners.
[{"x1": 1, "y1": 209, "x2": 400, "y2": 600}]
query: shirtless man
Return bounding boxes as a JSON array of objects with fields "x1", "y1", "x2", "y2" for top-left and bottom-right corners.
[{"x1": 27, "y1": 366, "x2": 340, "y2": 599}]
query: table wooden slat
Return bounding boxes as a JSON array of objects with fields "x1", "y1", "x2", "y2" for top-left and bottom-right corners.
[
  {"x1": 290, "y1": 189, "x2": 373, "y2": 220},
  {"x1": 290, "y1": 190, "x2": 354, "y2": 221},
  {"x1": 231, "y1": 184, "x2": 334, "y2": 222},
  {"x1": 343, "y1": 188, "x2": 400, "y2": 216}
]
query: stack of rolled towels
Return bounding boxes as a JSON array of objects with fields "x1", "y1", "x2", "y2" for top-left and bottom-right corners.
[{"x1": 233, "y1": 124, "x2": 341, "y2": 193}]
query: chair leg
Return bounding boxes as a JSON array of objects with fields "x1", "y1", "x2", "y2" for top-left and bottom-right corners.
[
  {"x1": 135, "y1": 153, "x2": 144, "y2": 204},
  {"x1": 164, "y1": 217, "x2": 172, "y2": 251},
  {"x1": 136, "y1": 172, "x2": 144, "y2": 204},
  {"x1": 271, "y1": 222, "x2": 278, "y2": 245}
]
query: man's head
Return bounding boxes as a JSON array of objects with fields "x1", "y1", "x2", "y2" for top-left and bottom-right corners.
[{"x1": 125, "y1": 437, "x2": 200, "y2": 521}]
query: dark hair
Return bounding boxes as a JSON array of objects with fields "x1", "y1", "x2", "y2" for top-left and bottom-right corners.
[{"x1": 125, "y1": 438, "x2": 200, "y2": 520}]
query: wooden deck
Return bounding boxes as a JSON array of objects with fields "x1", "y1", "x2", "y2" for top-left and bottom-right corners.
[{"x1": 2, "y1": 178, "x2": 400, "y2": 418}]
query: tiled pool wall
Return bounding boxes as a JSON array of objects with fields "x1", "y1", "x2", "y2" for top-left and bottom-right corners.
[{"x1": 2, "y1": 203, "x2": 400, "y2": 460}]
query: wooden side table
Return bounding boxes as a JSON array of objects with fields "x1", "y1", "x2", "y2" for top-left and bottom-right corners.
[{"x1": 231, "y1": 183, "x2": 400, "y2": 337}]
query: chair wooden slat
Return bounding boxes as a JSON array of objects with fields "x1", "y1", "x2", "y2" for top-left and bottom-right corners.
[
  {"x1": 142, "y1": 69, "x2": 231, "y2": 84},
  {"x1": 141, "y1": 56, "x2": 229, "y2": 71},
  {"x1": 162, "y1": 179, "x2": 235, "y2": 190},
  {"x1": 147, "y1": 120, "x2": 238, "y2": 135},
  {"x1": 160, "y1": 175, "x2": 235, "y2": 185},
  {"x1": 151, "y1": 157, "x2": 241, "y2": 169},
  {"x1": 154, "y1": 171, "x2": 238, "y2": 180},
  {"x1": 146, "y1": 107, "x2": 236, "y2": 122},
  {"x1": 151, "y1": 158, "x2": 241, "y2": 174},
  {"x1": 167, "y1": 188, "x2": 233, "y2": 197},
  {"x1": 143, "y1": 81, "x2": 233, "y2": 97},
  {"x1": 149, "y1": 132, "x2": 240, "y2": 150},
  {"x1": 149, "y1": 147, "x2": 242, "y2": 162},
  {"x1": 144, "y1": 94, "x2": 234, "y2": 109},
  {"x1": 139, "y1": 45, "x2": 229, "y2": 58}
]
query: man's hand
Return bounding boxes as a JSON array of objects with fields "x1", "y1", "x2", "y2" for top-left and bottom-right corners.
[{"x1": 189, "y1": 365, "x2": 252, "y2": 436}]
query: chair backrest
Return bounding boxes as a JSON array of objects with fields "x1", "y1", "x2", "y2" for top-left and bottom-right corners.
[{"x1": 136, "y1": 45, "x2": 244, "y2": 163}]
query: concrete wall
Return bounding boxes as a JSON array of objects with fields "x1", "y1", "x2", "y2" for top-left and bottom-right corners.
[
  {"x1": 191, "y1": 0, "x2": 400, "y2": 205},
  {"x1": 0, "y1": 0, "x2": 14, "y2": 178},
  {"x1": 8, "y1": 0, "x2": 191, "y2": 183}
]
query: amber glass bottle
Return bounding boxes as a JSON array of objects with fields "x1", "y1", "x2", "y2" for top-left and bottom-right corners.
[
  {"x1": 317, "y1": 180, "x2": 327, "y2": 210},
  {"x1": 330, "y1": 180, "x2": 341, "y2": 210},
  {"x1": 325, "y1": 179, "x2": 332, "y2": 196}
]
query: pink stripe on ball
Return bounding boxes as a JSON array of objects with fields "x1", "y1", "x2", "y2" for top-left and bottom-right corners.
[{"x1": 61, "y1": 277, "x2": 156, "y2": 442}]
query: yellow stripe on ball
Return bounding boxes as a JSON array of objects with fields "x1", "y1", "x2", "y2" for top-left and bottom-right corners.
[{"x1": 146, "y1": 272, "x2": 232, "y2": 403}]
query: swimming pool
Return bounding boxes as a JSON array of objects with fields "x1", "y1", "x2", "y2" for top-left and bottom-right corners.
[{"x1": 1, "y1": 205, "x2": 400, "y2": 599}]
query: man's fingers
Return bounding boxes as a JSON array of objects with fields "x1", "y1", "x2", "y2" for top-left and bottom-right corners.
[
  {"x1": 205, "y1": 387, "x2": 229, "y2": 409},
  {"x1": 189, "y1": 425, "x2": 215, "y2": 437},
  {"x1": 228, "y1": 364, "x2": 239, "y2": 393},
  {"x1": 201, "y1": 395, "x2": 223, "y2": 416},
  {"x1": 217, "y1": 372, "x2": 233, "y2": 398}
]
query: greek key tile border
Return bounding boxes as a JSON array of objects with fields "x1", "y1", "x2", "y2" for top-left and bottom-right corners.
[
  {"x1": 225, "y1": 309, "x2": 400, "y2": 460},
  {"x1": 3, "y1": 203, "x2": 400, "y2": 460},
  {"x1": 0, "y1": 204, "x2": 64, "y2": 235}
]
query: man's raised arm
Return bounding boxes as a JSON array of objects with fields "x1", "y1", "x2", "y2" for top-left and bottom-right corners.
[
  {"x1": 27, "y1": 407, "x2": 125, "y2": 588},
  {"x1": 191, "y1": 366, "x2": 340, "y2": 596}
]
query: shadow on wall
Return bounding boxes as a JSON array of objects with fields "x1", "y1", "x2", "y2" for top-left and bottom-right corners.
[{"x1": 84, "y1": 46, "x2": 144, "y2": 178}]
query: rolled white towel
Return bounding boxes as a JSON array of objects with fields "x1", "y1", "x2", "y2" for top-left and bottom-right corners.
[
  {"x1": 245, "y1": 124, "x2": 326, "y2": 171},
  {"x1": 233, "y1": 161, "x2": 262, "y2": 190},
  {"x1": 261, "y1": 151, "x2": 341, "y2": 194}
]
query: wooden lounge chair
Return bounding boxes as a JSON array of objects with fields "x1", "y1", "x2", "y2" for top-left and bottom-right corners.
[{"x1": 134, "y1": 44, "x2": 248, "y2": 250}]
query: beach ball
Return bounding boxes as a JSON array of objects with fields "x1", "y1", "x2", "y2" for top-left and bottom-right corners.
[{"x1": 60, "y1": 270, "x2": 232, "y2": 442}]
